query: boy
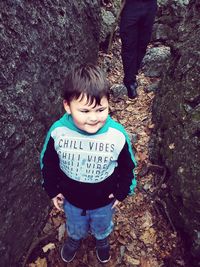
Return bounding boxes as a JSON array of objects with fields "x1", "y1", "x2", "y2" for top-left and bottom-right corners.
[{"x1": 40, "y1": 63, "x2": 137, "y2": 263}]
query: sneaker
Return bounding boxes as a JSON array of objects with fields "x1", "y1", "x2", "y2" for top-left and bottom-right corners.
[
  {"x1": 61, "y1": 237, "x2": 80, "y2": 263},
  {"x1": 96, "y1": 237, "x2": 111, "y2": 263}
]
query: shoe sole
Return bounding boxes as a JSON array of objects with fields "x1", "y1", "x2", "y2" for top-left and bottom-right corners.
[
  {"x1": 61, "y1": 247, "x2": 77, "y2": 263},
  {"x1": 96, "y1": 250, "x2": 111, "y2": 263}
]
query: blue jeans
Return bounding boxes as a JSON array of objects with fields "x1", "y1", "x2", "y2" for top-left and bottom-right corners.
[{"x1": 63, "y1": 200, "x2": 115, "y2": 240}]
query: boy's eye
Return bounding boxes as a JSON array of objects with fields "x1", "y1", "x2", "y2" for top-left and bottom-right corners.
[
  {"x1": 98, "y1": 107, "x2": 107, "y2": 112},
  {"x1": 79, "y1": 107, "x2": 107, "y2": 113}
]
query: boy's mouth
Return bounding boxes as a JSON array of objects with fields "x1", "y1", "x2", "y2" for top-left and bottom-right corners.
[{"x1": 87, "y1": 122, "x2": 99, "y2": 126}]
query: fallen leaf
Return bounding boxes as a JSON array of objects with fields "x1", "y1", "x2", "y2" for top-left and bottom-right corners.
[
  {"x1": 129, "y1": 229, "x2": 137, "y2": 240},
  {"x1": 117, "y1": 236, "x2": 127, "y2": 245},
  {"x1": 124, "y1": 254, "x2": 140, "y2": 265},
  {"x1": 141, "y1": 211, "x2": 153, "y2": 229},
  {"x1": 126, "y1": 242, "x2": 136, "y2": 252},
  {"x1": 148, "y1": 123, "x2": 155, "y2": 129},
  {"x1": 141, "y1": 256, "x2": 160, "y2": 267},
  {"x1": 29, "y1": 257, "x2": 47, "y2": 267},
  {"x1": 42, "y1": 243, "x2": 55, "y2": 253},
  {"x1": 58, "y1": 223, "x2": 66, "y2": 241},
  {"x1": 139, "y1": 227, "x2": 157, "y2": 244},
  {"x1": 140, "y1": 257, "x2": 151, "y2": 267},
  {"x1": 137, "y1": 151, "x2": 148, "y2": 161},
  {"x1": 169, "y1": 143, "x2": 175, "y2": 149}
]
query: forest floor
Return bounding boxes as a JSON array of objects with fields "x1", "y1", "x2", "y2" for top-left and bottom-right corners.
[{"x1": 26, "y1": 37, "x2": 185, "y2": 267}]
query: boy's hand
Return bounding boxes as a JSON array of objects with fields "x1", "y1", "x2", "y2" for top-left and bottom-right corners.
[
  {"x1": 52, "y1": 193, "x2": 64, "y2": 211},
  {"x1": 109, "y1": 193, "x2": 120, "y2": 209}
]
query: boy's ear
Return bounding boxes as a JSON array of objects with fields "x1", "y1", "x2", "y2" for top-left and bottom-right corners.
[{"x1": 63, "y1": 100, "x2": 71, "y2": 114}]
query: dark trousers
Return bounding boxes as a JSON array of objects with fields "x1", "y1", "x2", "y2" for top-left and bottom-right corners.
[{"x1": 120, "y1": 0, "x2": 157, "y2": 86}]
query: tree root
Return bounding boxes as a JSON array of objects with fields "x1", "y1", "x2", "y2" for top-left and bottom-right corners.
[
  {"x1": 154, "y1": 197, "x2": 177, "y2": 232},
  {"x1": 139, "y1": 163, "x2": 177, "y2": 232}
]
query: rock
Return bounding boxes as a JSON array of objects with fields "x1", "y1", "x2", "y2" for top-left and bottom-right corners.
[
  {"x1": 110, "y1": 83, "x2": 127, "y2": 98},
  {"x1": 99, "y1": 0, "x2": 121, "y2": 49},
  {"x1": 152, "y1": 23, "x2": 172, "y2": 42},
  {"x1": 142, "y1": 46, "x2": 171, "y2": 78},
  {"x1": 152, "y1": 0, "x2": 191, "y2": 46},
  {"x1": 145, "y1": 79, "x2": 161, "y2": 93},
  {"x1": 100, "y1": 8, "x2": 116, "y2": 43},
  {"x1": 151, "y1": 1, "x2": 200, "y2": 266},
  {"x1": 0, "y1": 1, "x2": 100, "y2": 266},
  {"x1": 110, "y1": 84, "x2": 127, "y2": 98}
]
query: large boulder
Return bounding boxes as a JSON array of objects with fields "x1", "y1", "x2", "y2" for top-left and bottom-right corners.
[
  {"x1": 0, "y1": 0, "x2": 100, "y2": 266},
  {"x1": 152, "y1": 0, "x2": 191, "y2": 45},
  {"x1": 142, "y1": 46, "x2": 171, "y2": 78},
  {"x1": 151, "y1": 0, "x2": 200, "y2": 266}
]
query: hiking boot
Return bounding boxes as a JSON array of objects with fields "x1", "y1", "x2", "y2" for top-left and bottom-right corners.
[
  {"x1": 96, "y1": 237, "x2": 111, "y2": 263},
  {"x1": 61, "y1": 237, "x2": 80, "y2": 263}
]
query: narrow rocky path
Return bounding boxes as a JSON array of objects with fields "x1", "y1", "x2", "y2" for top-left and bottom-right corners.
[{"x1": 26, "y1": 38, "x2": 185, "y2": 267}]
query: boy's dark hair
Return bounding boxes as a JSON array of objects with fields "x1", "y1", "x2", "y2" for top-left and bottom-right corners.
[{"x1": 62, "y1": 63, "x2": 110, "y2": 105}]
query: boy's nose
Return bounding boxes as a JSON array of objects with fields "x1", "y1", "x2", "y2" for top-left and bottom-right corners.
[{"x1": 89, "y1": 113, "x2": 98, "y2": 122}]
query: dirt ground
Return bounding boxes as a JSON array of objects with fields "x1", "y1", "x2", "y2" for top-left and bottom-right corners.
[{"x1": 25, "y1": 37, "x2": 185, "y2": 267}]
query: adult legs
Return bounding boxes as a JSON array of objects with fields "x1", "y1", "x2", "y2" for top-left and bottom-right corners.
[
  {"x1": 120, "y1": 2, "x2": 141, "y2": 86},
  {"x1": 120, "y1": 0, "x2": 157, "y2": 94},
  {"x1": 137, "y1": 1, "x2": 157, "y2": 71}
]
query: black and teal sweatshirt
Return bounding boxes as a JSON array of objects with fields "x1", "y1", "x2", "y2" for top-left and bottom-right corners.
[{"x1": 40, "y1": 114, "x2": 137, "y2": 210}]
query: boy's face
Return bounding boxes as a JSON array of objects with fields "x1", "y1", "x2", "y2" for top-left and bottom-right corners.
[{"x1": 63, "y1": 94, "x2": 109, "y2": 134}]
